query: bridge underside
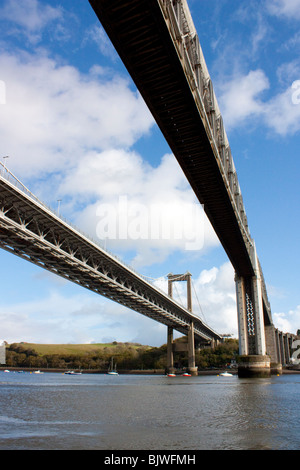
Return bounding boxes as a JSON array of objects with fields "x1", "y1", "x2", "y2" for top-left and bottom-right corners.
[{"x1": 89, "y1": 0, "x2": 254, "y2": 279}]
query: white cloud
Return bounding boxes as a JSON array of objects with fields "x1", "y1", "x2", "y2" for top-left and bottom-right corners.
[
  {"x1": 251, "y1": 14, "x2": 270, "y2": 55},
  {"x1": 263, "y1": 84, "x2": 300, "y2": 135},
  {"x1": 273, "y1": 305, "x2": 300, "y2": 335},
  {"x1": 267, "y1": 0, "x2": 300, "y2": 19},
  {"x1": 0, "y1": 284, "x2": 173, "y2": 346},
  {"x1": 84, "y1": 24, "x2": 117, "y2": 61},
  {"x1": 0, "y1": 0, "x2": 61, "y2": 30},
  {"x1": 0, "y1": 0, "x2": 62, "y2": 43},
  {"x1": 0, "y1": 289, "x2": 150, "y2": 344},
  {"x1": 155, "y1": 263, "x2": 237, "y2": 337},
  {"x1": 56, "y1": 150, "x2": 219, "y2": 268},
  {"x1": 218, "y1": 70, "x2": 269, "y2": 130},
  {"x1": 280, "y1": 32, "x2": 300, "y2": 51},
  {"x1": 0, "y1": 51, "x2": 153, "y2": 178},
  {"x1": 276, "y1": 59, "x2": 300, "y2": 85},
  {"x1": 218, "y1": 69, "x2": 300, "y2": 136},
  {"x1": 193, "y1": 263, "x2": 237, "y2": 336},
  {"x1": 0, "y1": 34, "x2": 219, "y2": 277}
]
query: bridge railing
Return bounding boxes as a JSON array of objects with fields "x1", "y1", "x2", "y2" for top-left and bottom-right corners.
[
  {"x1": 0, "y1": 162, "x2": 144, "y2": 275},
  {"x1": 160, "y1": 0, "x2": 252, "y2": 249},
  {"x1": 0, "y1": 161, "x2": 49, "y2": 210}
]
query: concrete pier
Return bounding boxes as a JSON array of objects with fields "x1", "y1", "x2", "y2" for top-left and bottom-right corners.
[
  {"x1": 167, "y1": 326, "x2": 175, "y2": 374},
  {"x1": 187, "y1": 321, "x2": 198, "y2": 376},
  {"x1": 270, "y1": 362, "x2": 282, "y2": 375},
  {"x1": 238, "y1": 355, "x2": 271, "y2": 378}
]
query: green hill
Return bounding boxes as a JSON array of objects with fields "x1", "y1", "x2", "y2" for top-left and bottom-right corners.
[
  {"x1": 13, "y1": 341, "x2": 149, "y2": 356},
  {"x1": 4, "y1": 339, "x2": 239, "y2": 371}
]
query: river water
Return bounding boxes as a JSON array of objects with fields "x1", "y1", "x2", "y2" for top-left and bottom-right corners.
[{"x1": 0, "y1": 371, "x2": 299, "y2": 451}]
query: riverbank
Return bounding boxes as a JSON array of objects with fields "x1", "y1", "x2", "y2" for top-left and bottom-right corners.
[
  {"x1": 0, "y1": 366, "x2": 233, "y2": 375},
  {"x1": 1, "y1": 366, "x2": 299, "y2": 375}
]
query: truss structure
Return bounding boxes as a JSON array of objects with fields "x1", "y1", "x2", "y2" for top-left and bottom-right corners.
[{"x1": 0, "y1": 169, "x2": 221, "y2": 344}]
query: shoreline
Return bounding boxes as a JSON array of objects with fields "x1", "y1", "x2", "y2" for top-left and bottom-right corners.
[{"x1": 1, "y1": 366, "x2": 299, "y2": 375}]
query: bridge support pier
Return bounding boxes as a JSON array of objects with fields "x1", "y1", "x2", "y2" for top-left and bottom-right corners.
[
  {"x1": 235, "y1": 245, "x2": 271, "y2": 378},
  {"x1": 238, "y1": 355, "x2": 271, "y2": 378},
  {"x1": 167, "y1": 326, "x2": 175, "y2": 374},
  {"x1": 265, "y1": 325, "x2": 282, "y2": 375},
  {"x1": 188, "y1": 321, "x2": 198, "y2": 376}
]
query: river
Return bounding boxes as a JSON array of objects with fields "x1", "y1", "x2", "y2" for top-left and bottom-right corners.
[{"x1": 0, "y1": 371, "x2": 299, "y2": 450}]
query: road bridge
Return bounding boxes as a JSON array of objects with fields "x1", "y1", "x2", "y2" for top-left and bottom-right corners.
[
  {"x1": 89, "y1": 0, "x2": 295, "y2": 376},
  {"x1": 0, "y1": 164, "x2": 221, "y2": 374}
]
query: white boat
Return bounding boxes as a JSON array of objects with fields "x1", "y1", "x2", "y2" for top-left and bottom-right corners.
[
  {"x1": 219, "y1": 371, "x2": 233, "y2": 377},
  {"x1": 107, "y1": 357, "x2": 118, "y2": 375},
  {"x1": 33, "y1": 370, "x2": 44, "y2": 374},
  {"x1": 4, "y1": 370, "x2": 10, "y2": 373},
  {"x1": 64, "y1": 370, "x2": 82, "y2": 375}
]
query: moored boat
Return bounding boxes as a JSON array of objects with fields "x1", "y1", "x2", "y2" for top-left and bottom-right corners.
[
  {"x1": 107, "y1": 357, "x2": 118, "y2": 375},
  {"x1": 64, "y1": 370, "x2": 82, "y2": 375}
]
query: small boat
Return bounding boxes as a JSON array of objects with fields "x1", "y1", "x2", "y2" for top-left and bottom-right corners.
[
  {"x1": 107, "y1": 357, "x2": 118, "y2": 375},
  {"x1": 3, "y1": 370, "x2": 10, "y2": 373},
  {"x1": 182, "y1": 372, "x2": 191, "y2": 376},
  {"x1": 219, "y1": 371, "x2": 233, "y2": 377},
  {"x1": 64, "y1": 370, "x2": 82, "y2": 375},
  {"x1": 167, "y1": 373, "x2": 176, "y2": 377},
  {"x1": 33, "y1": 370, "x2": 44, "y2": 374}
]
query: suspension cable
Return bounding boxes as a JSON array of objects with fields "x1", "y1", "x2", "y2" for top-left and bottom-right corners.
[{"x1": 192, "y1": 280, "x2": 207, "y2": 323}]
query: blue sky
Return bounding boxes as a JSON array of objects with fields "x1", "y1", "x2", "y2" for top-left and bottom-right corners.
[{"x1": 0, "y1": 0, "x2": 299, "y2": 346}]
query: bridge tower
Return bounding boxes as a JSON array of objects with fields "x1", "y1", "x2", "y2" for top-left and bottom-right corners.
[{"x1": 167, "y1": 273, "x2": 198, "y2": 376}]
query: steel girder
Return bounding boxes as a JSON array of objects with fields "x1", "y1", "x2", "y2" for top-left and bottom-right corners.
[{"x1": 89, "y1": 0, "x2": 272, "y2": 325}]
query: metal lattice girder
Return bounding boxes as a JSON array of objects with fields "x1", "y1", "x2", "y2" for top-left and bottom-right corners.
[{"x1": 0, "y1": 173, "x2": 221, "y2": 343}]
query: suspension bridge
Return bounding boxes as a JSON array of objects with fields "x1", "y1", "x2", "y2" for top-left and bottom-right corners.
[
  {"x1": 0, "y1": 162, "x2": 221, "y2": 375},
  {"x1": 0, "y1": 0, "x2": 297, "y2": 377}
]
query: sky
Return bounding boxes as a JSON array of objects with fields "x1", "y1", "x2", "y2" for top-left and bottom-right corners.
[{"x1": 0, "y1": 0, "x2": 299, "y2": 347}]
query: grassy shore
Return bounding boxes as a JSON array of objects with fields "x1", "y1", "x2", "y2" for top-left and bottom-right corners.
[{"x1": 16, "y1": 342, "x2": 150, "y2": 356}]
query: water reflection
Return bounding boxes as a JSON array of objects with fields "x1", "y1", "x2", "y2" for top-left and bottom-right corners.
[{"x1": 0, "y1": 372, "x2": 299, "y2": 450}]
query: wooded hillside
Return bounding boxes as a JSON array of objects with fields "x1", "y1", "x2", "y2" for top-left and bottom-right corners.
[{"x1": 4, "y1": 338, "x2": 239, "y2": 371}]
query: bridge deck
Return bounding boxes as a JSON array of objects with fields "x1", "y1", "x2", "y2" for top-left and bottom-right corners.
[{"x1": 89, "y1": 0, "x2": 254, "y2": 278}]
